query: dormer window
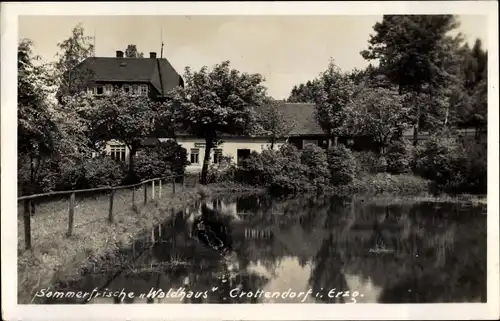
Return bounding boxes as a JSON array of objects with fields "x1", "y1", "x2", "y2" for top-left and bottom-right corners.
[{"x1": 104, "y1": 84, "x2": 113, "y2": 95}]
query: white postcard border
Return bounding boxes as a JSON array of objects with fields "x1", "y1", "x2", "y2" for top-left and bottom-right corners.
[{"x1": 1, "y1": 2, "x2": 499, "y2": 320}]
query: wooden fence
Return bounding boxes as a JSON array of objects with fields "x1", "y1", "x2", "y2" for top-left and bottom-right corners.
[{"x1": 17, "y1": 174, "x2": 192, "y2": 251}]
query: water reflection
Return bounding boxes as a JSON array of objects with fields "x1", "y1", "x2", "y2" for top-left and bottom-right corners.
[{"x1": 45, "y1": 194, "x2": 486, "y2": 304}]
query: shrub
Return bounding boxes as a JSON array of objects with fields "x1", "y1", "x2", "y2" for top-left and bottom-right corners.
[
  {"x1": 327, "y1": 144, "x2": 356, "y2": 185},
  {"x1": 413, "y1": 135, "x2": 486, "y2": 194},
  {"x1": 240, "y1": 143, "x2": 311, "y2": 193},
  {"x1": 207, "y1": 155, "x2": 237, "y2": 183},
  {"x1": 134, "y1": 141, "x2": 189, "y2": 181},
  {"x1": 239, "y1": 150, "x2": 276, "y2": 186},
  {"x1": 385, "y1": 139, "x2": 412, "y2": 174},
  {"x1": 413, "y1": 136, "x2": 459, "y2": 186},
  {"x1": 352, "y1": 151, "x2": 386, "y2": 174},
  {"x1": 18, "y1": 156, "x2": 65, "y2": 195},
  {"x1": 58, "y1": 155, "x2": 126, "y2": 190},
  {"x1": 300, "y1": 144, "x2": 331, "y2": 189}
]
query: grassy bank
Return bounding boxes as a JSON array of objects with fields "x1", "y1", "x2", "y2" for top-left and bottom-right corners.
[
  {"x1": 17, "y1": 183, "x2": 247, "y2": 304},
  {"x1": 356, "y1": 193, "x2": 488, "y2": 206},
  {"x1": 263, "y1": 173, "x2": 433, "y2": 196}
]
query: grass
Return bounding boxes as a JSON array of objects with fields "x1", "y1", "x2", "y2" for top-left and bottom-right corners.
[
  {"x1": 16, "y1": 181, "x2": 226, "y2": 304},
  {"x1": 354, "y1": 193, "x2": 488, "y2": 206},
  {"x1": 351, "y1": 173, "x2": 432, "y2": 194}
]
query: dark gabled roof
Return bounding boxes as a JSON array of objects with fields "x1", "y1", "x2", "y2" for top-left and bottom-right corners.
[
  {"x1": 77, "y1": 57, "x2": 182, "y2": 95},
  {"x1": 279, "y1": 102, "x2": 324, "y2": 136},
  {"x1": 170, "y1": 102, "x2": 324, "y2": 139}
]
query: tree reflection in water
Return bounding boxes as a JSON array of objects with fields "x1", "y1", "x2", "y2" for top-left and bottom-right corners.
[{"x1": 50, "y1": 194, "x2": 486, "y2": 304}]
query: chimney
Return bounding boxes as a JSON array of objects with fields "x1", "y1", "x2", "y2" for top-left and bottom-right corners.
[
  {"x1": 116, "y1": 50, "x2": 124, "y2": 58},
  {"x1": 149, "y1": 52, "x2": 157, "y2": 59}
]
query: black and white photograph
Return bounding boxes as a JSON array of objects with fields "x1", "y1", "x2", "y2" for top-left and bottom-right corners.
[{"x1": 1, "y1": 1, "x2": 499, "y2": 320}]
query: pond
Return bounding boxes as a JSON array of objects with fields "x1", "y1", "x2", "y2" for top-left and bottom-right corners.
[{"x1": 39, "y1": 194, "x2": 487, "y2": 304}]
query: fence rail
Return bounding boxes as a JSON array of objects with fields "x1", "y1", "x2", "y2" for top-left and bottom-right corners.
[{"x1": 18, "y1": 174, "x2": 190, "y2": 251}]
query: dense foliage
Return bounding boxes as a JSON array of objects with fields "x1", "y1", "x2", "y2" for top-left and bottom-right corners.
[
  {"x1": 134, "y1": 141, "x2": 189, "y2": 181},
  {"x1": 413, "y1": 134, "x2": 486, "y2": 194},
  {"x1": 166, "y1": 61, "x2": 268, "y2": 184},
  {"x1": 326, "y1": 145, "x2": 356, "y2": 185}
]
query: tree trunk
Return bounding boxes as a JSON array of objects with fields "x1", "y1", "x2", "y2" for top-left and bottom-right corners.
[
  {"x1": 200, "y1": 136, "x2": 214, "y2": 185},
  {"x1": 127, "y1": 143, "x2": 138, "y2": 182},
  {"x1": 30, "y1": 154, "x2": 35, "y2": 186},
  {"x1": 412, "y1": 91, "x2": 421, "y2": 147},
  {"x1": 333, "y1": 136, "x2": 338, "y2": 147},
  {"x1": 270, "y1": 137, "x2": 275, "y2": 150},
  {"x1": 444, "y1": 104, "x2": 449, "y2": 127}
]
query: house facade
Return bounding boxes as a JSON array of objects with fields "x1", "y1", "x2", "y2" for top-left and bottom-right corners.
[
  {"x1": 77, "y1": 50, "x2": 184, "y2": 101},
  {"x1": 161, "y1": 136, "x2": 287, "y2": 173},
  {"x1": 75, "y1": 50, "x2": 184, "y2": 162}
]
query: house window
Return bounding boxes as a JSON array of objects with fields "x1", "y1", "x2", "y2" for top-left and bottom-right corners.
[
  {"x1": 212, "y1": 199, "x2": 222, "y2": 209},
  {"x1": 190, "y1": 149, "x2": 200, "y2": 164},
  {"x1": 303, "y1": 139, "x2": 319, "y2": 147},
  {"x1": 213, "y1": 149, "x2": 223, "y2": 164},
  {"x1": 237, "y1": 149, "x2": 251, "y2": 165},
  {"x1": 123, "y1": 85, "x2": 131, "y2": 95},
  {"x1": 86, "y1": 87, "x2": 93, "y2": 96},
  {"x1": 140, "y1": 84, "x2": 148, "y2": 96},
  {"x1": 95, "y1": 85, "x2": 104, "y2": 96},
  {"x1": 104, "y1": 84, "x2": 113, "y2": 95},
  {"x1": 109, "y1": 145, "x2": 126, "y2": 162},
  {"x1": 132, "y1": 84, "x2": 140, "y2": 96}
]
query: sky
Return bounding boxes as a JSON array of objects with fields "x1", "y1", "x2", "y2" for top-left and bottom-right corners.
[{"x1": 19, "y1": 15, "x2": 488, "y2": 100}]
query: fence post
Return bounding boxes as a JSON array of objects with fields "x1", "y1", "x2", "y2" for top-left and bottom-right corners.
[
  {"x1": 108, "y1": 189, "x2": 115, "y2": 223},
  {"x1": 172, "y1": 177, "x2": 176, "y2": 195},
  {"x1": 30, "y1": 200, "x2": 36, "y2": 216},
  {"x1": 23, "y1": 199, "x2": 32, "y2": 250},
  {"x1": 143, "y1": 182, "x2": 148, "y2": 205},
  {"x1": 67, "y1": 192, "x2": 76, "y2": 237},
  {"x1": 132, "y1": 186, "x2": 136, "y2": 207},
  {"x1": 152, "y1": 180, "x2": 155, "y2": 200},
  {"x1": 159, "y1": 179, "x2": 162, "y2": 199}
]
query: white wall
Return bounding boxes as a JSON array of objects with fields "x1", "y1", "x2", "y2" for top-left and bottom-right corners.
[
  {"x1": 161, "y1": 136, "x2": 287, "y2": 173},
  {"x1": 103, "y1": 136, "x2": 286, "y2": 172}
]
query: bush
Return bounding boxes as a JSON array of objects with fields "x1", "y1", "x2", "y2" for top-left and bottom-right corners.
[
  {"x1": 413, "y1": 135, "x2": 486, "y2": 194},
  {"x1": 240, "y1": 143, "x2": 311, "y2": 193},
  {"x1": 386, "y1": 139, "x2": 412, "y2": 174},
  {"x1": 300, "y1": 144, "x2": 331, "y2": 189},
  {"x1": 134, "y1": 141, "x2": 188, "y2": 181},
  {"x1": 18, "y1": 156, "x2": 65, "y2": 195},
  {"x1": 327, "y1": 144, "x2": 356, "y2": 185},
  {"x1": 207, "y1": 155, "x2": 237, "y2": 183},
  {"x1": 239, "y1": 150, "x2": 277, "y2": 186},
  {"x1": 413, "y1": 136, "x2": 459, "y2": 187},
  {"x1": 58, "y1": 155, "x2": 126, "y2": 190},
  {"x1": 352, "y1": 151, "x2": 386, "y2": 174}
]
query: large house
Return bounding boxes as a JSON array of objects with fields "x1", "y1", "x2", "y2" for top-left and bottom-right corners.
[
  {"x1": 74, "y1": 50, "x2": 183, "y2": 163},
  {"x1": 76, "y1": 50, "x2": 319, "y2": 172}
]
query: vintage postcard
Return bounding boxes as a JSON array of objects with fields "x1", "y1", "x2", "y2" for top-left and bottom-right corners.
[{"x1": 1, "y1": 1, "x2": 499, "y2": 320}]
